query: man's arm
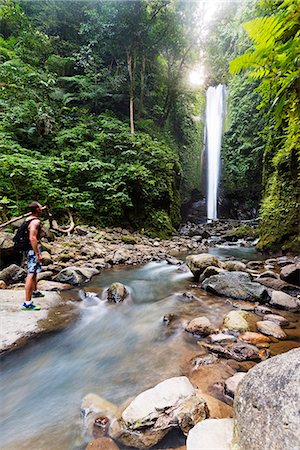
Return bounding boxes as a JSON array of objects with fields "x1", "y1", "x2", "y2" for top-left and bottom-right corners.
[{"x1": 29, "y1": 220, "x2": 42, "y2": 262}]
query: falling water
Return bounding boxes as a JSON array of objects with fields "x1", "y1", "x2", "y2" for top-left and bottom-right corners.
[{"x1": 205, "y1": 84, "x2": 226, "y2": 220}]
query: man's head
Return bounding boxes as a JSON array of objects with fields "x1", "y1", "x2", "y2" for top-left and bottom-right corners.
[{"x1": 28, "y1": 201, "x2": 43, "y2": 216}]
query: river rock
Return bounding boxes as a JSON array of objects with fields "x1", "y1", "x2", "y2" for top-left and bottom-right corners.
[
  {"x1": 190, "y1": 354, "x2": 219, "y2": 368},
  {"x1": 254, "y1": 304, "x2": 272, "y2": 314},
  {"x1": 175, "y1": 391, "x2": 209, "y2": 435},
  {"x1": 200, "y1": 266, "x2": 224, "y2": 281},
  {"x1": 233, "y1": 348, "x2": 300, "y2": 450},
  {"x1": 197, "y1": 391, "x2": 233, "y2": 418},
  {"x1": 106, "y1": 282, "x2": 128, "y2": 303},
  {"x1": 186, "y1": 418, "x2": 234, "y2": 450},
  {"x1": 280, "y1": 263, "x2": 300, "y2": 285},
  {"x1": 225, "y1": 372, "x2": 246, "y2": 397},
  {"x1": 201, "y1": 342, "x2": 262, "y2": 362},
  {"x1": 41, "y1": 251, "x2": 52, "y2": 266},
  {"x1": 202, "y1": 272, "x2": 270, "y2": 303},
  {"x1": 81, "y1": 393, "x2": 118, "y2": 436},
  {"x1": 230, "y1": 300, "x2": 256, "y2": 311},
  {"x1": 263, "y1": 313, "x2": 289, "y2": 326},
  {"x1": 85, "y1": 437, "x2": 120, "y2": 450},
  {"x1": 0, "y1": 280, "x2": 7, "y2": 289},
  {"x1": 186, "y1": 254, "x2": 222, "y2": 280},
  {"x1": 256, "y1": 320, "x2": 287, "y2": 339},
  {"x1": 223, "y1": 310, "x2": 253, "y2": 333},
  {"x1": 37, "y1": 280, "x2": 73, "y2": 291},
  {"x1": 246, "y1": 261, "x2": 264, "y2": 270},
  {"x1": 105, "y1": 249, "x2": 131, "y2": 264},
  {"x1": 222, "y1": 261, "x2": 247, "y2": 272},
  {"x1": 0, "y1": 264, "x2": 26, "y2": 284},
  {"x1": 209, "y1": 333, "x2": 237, "y2": 344},
  {"x1": 277, "y1": 256, "x2": 296, "y2": 267},
  {"x1": 53, "y1": 266, "x2": 98, "y2": 285},
  {"x1": 270, "y1": 290, "x2": 299, "y2": 310},
  {"x1": 239, "y1": 332, "x2": 271, "y2": 345},
  {"x1": 185, "y1": 316, "x2": 215, "y2": 337},
  {"x1": 257, "y1": 271, "x2": 279, "y2": 279},
  {"x1": 110, "y1": 376, "x2": 199, "y2": 448}
]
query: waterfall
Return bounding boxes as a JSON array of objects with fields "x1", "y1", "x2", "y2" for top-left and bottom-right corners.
[{"x1": 205, "y1": 84, "x2": 226, "y2": 220}]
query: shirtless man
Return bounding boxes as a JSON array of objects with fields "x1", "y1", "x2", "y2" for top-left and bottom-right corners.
[{"x1": 22, "y1": 202, "x2": 44, "y2": 310}]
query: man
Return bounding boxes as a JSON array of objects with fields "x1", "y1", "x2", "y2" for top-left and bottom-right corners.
[{"x1": 22, "y1": 202, "x2": 44, "y2": 310}]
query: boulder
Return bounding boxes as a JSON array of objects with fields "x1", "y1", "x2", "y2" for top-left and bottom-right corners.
[
  {"x1": 106, "y1": 282, "x2": 128, "y2": 303},
  {"x1": 0, "y1": 264, "x2": 26, "y2": 284},
  {"x1": 37, "y1": 280, "x2": 73, "y2": 291},
  {"x1": 256, "y1": 320, "x2": 287, "y2": 339},
  {"x1": 110, "y1": 376, "x2": 202, "y2": 448},
  {"x1": 239, "y1": 332, "x2": 271, "y2": 345},
  {"x1": 233, "y1": 348, "x2": 300, "y2": 450},
  {"x1": 263, "y1": 314, "x2": 289, "y2": 327},
  {"x1": 53, "y1": 267, "x2": 98, "y2": 285},
  {"x1": 225, "y1": 372, "x2": 246, "y2": 397},
  {"x1": 186, "y1": 418, "x2": 233, "y2": 450},
  {"x1": 185, "y1": 316, "x2": 215, "y2": 337},
  {"x1": 200, "y1": 265, "x2": 224, "y2": 281},
  {"x1": 85, "y1": 437, "x2": 119, "y2": 450},
  {"x1": 37, "y1": 271, "x2": 54, "y2": 282},
  {"x1": 270, "y1": 290, "x2": 299, "y2": 310},
  {"x1": 186, "y1": 254, "x2": 222, "y2": 280},
  {"x1": 222, "y1": 261, "x2": 247, "y2": 272},
  {"x1": 280, "y1": 263, "x2": 300, "y2": 286},
  {"x1": 201, "y1": 342, "x2": 262, "y2": 362},
  {"x1": 222, "y1": 311, "x2": 252, "y2": 333},
  {"x1": 41, "y1": 251, "x2": 52, "y2": 266},
  {"x1": 202, "y1": 272, "x2": 270, "y2": 303},
  {"x1": 105, "y1": 249, "x2": 131, "y2": 264},
  {"x1": 0, "y1": 232, "x2": 21, "y2": 269}
]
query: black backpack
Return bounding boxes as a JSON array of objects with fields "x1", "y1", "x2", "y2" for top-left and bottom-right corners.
[{"x1": 13, "y1": 219, "x2": 35, "y2": 252}]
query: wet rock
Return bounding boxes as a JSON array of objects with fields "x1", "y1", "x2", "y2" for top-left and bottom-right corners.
[
  {"x1": 0, "y1": 264, "x2": 26, "y2": 284},
  {"x1": 239, "y1": 332, "x2": 271, "y2": 345},
  {"x1": 202, "y1": 272, "x2": 270, "y2": 303},
  {"x1": 53, "y1": 266, "x2": 98, "y2": 285},
  {"x1": 222, "y1": 311, "x2": 253, "y2": 333},
  {"x1": 110, "y1": 376, "x2": 197, "y2": 448},
  {"x1": 197, "y1": 391, "x2": 233, "y2": 418},
  {"x1": 185, "y1": 316, "x2": 215, "y2": 337},
  {"x1": 256, "y1": 276, "x2": 293, "y2": 292},
  {"x1": 85, "y1": 437, "x2": 119, "y2": 450},
  {"x1": 200, "y1": 265, "x2": 224, "y2": 281},
  {"x1": 166, "y1": 256, "x2": 181, "y2": 265},
  {"x1": 254, "y1": 305, "x2": 272, "y2": 314},
  {"x1": 106, "y1": 282, "x2": 128, "y2": 303},
  {"x1": 41, "y1": 251, "x2": 52, "y2": 266},
  {"x1": 93, "y1": 415, "x2": 110, "y2": 438},
  {"x1": 225, "y1": 372, "x2": 246, "y2": 397},
  {"x1": 233, "y1": 348, "x2": 300, "y2": 450},
  {"x1": 280, "y1": 263, "x2": 300, "y2": 286},
  {"x1": 186, "y1": 254, "x2": 222, "y2": 280},
  {"x1": 257, "y1": 271, "x2": 279, "y2": 279},
  {"x1": 256, "y1": 320, "x2": 287, "y2": 339},
  {"x1": 209, "y1": 333, "x2": 237, "y2": 344},
  {"x1": 176, "y1": 391, "x2": 209, "y2": 435},
  {"x1": 277, "y1": 256, "x2": 296, "y2": 267},
  {"x1": 246, "y1": 261, "x2": 264, "y2": 270},
  {"x1": 201, "y1": 342, "x2": 262, "y2": 362},
  {"x1": 263, "y1": 313, "x2": 289, "y2": 326},
  {"x1": 186, "y1": 418, "x2": 233, "y2": 450},
  {"x1": 270, "y1": 290, "x2": 299, "y2": 310},
  {"x1": 222, "y1": 260, "x2": 247, "y2": 272},
  {"x1": 190, "y1": 354, "x2": 219, "y2": 368},
  {"x1": 162, "y1": 313, "x2": 177, "y2": 325},
  {"x1": 81, "y1": 393, "x2": 118, "y2": 436},
  {"x1": 230, "y1": 301, "x2": 256, "y2": 311}
]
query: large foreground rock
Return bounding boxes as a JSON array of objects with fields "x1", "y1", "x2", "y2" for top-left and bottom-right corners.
[
  {"x1": 0, "y1": 264, "x2": 26, "y2": 284},
  {"x1": 233, "y1": 348, "x2": 300, "y2": 450},
  {"x1": 187, "y1": 418, "x2": 233, "y2": 450},
  {"x1": 270, "y1": 290, "x2": 299, "y2": 310},
  {"x1": 109, "y1": 376, "x2": 208, "y2": 448},
  {"x1": 186, "y1": 254, "x2": 222, "y2": 280},
  {"x1": 202, "y1": 272, "x2": 270, "y2": 302}
]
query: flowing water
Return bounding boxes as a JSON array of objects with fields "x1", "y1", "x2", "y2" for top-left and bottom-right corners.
[
  {"x1": 205, "y1": 85, "x2": 226, "y2": 220},
  {"x1": 1, "y1": 248, "x2": 299, "y2": 450}
]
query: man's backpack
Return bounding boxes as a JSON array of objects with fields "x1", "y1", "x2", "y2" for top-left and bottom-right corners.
[{"x1": 13, "y1": 219, "x2": 35, "y2": 252}]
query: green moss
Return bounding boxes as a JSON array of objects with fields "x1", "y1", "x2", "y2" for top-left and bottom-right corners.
[
  {"x1": 144, "y1": 210, "x2": 175, "y2": 239},
  {"x1": 229, "y1": 225, "x2": 259, "y2": 238},
  {"x1": 121, "y1": 235, "x2": 137, "y2": 244}
]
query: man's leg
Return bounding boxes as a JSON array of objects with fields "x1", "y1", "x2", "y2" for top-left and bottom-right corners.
[{"x1": 25, "y1": 273, "x2": 36, "y2": 304}]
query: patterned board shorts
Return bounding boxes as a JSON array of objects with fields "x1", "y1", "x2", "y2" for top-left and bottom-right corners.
[{"x1": 27, "y1": 250, "x2": 42, "y2": 274}]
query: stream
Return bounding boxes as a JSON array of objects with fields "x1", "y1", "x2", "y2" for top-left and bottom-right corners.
[{"x1": 0, "y1": 246, "x2": 299, "y2": 450}]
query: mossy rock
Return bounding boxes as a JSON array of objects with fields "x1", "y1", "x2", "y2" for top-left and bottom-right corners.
[
  {"x1": 58, "y1": 253, "x2": 73, "y2": 262},
  {"x1": 121, "y1": 235, "x2": 137, "y2": 244}
]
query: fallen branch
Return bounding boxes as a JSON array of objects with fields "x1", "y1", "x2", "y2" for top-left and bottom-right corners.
[{"x1": 0, "y1": 206, "x2": 48, "y2": 230}]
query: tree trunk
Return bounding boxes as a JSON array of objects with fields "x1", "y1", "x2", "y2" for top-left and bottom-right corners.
[
  {"x1": 127, "y1": 49, "x2": 135, "y2": 135},
  {"x1": 138, "y1": 51, "x2": 146, "y2": 120}
]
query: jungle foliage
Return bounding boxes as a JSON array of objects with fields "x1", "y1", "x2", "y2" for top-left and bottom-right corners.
[{"x1": 0, "y1": 0, "x2": 202, "y2": 236}]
